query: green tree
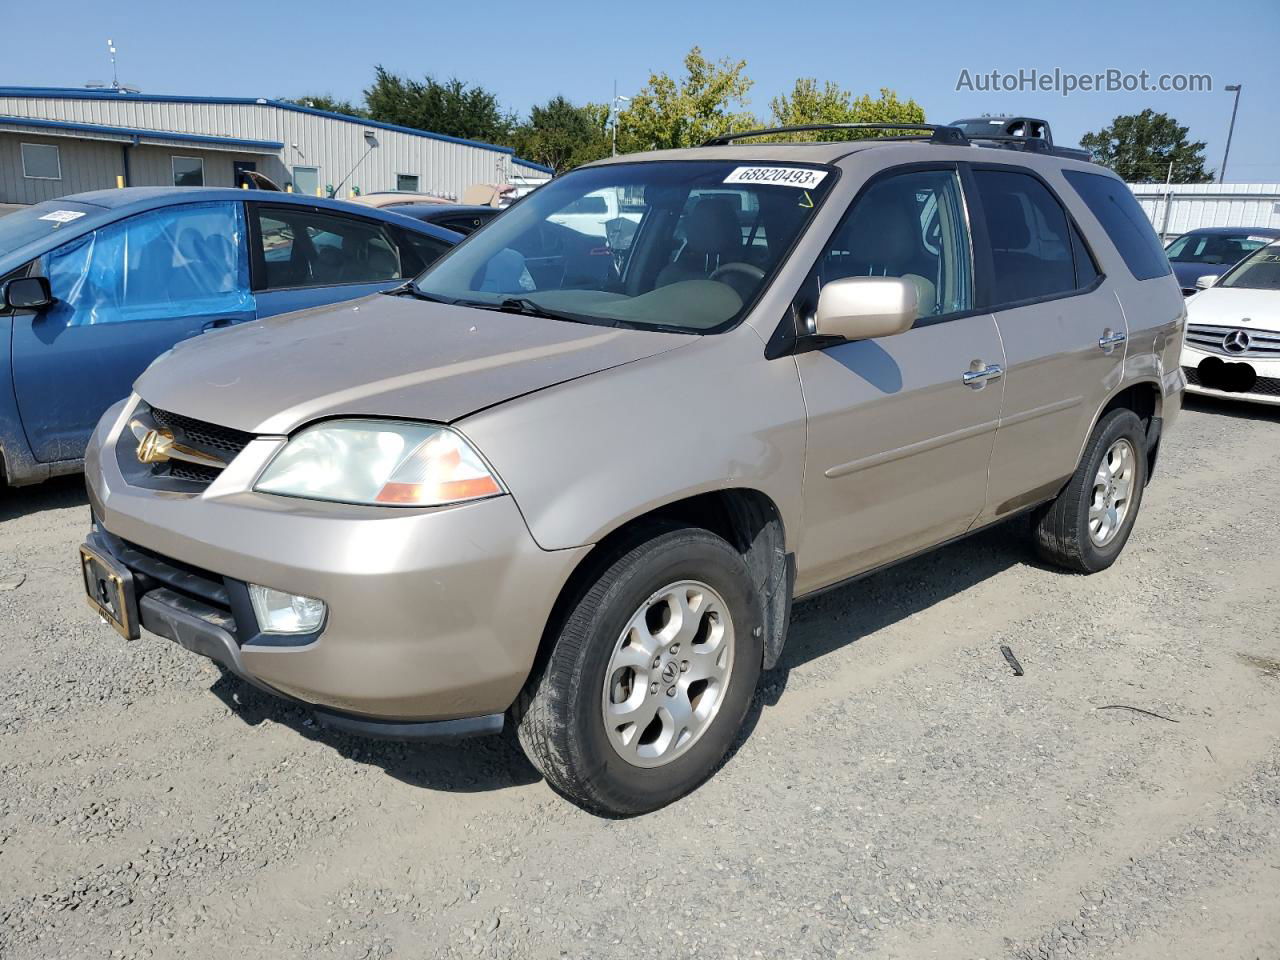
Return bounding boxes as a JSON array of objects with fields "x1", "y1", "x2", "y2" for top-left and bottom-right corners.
[
  {"x1": 363, "y1": 66, "x2": 516, "y2": 143},
  {"x1": 510, "y1": 96, "x2": 611, "y2": 173},
  {"x1": 616, "y1": 47, "x2": 756, "y2": 151},
  {"x1": 1080, "y1": 109, "x2": 1213, "y2": 183},
  {"x1": 279, "y1": 94, "x2": 368, "y2": 118},
  {"x1": 769, "y1": 81, "x2": 925, "y2": 139}
]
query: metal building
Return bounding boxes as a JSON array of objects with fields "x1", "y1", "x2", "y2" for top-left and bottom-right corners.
[
  {"x1": 1129, "y1": 181, "x2": 1280, "y2": 241},
  {"x1": 0, "y1": 86, "x2": 552, "y2": 206}
]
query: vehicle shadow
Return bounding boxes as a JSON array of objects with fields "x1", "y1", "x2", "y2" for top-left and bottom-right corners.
[
  {"x1": 211, "y1": 515, "x2": 1033, "y2": 813},
  {"x1": 720, "y1": 516, "x2": 1032, "y2": 770},
  {"x1": 1182, "y1": 393, "x2": 1280, "y2": 423},
  {"x1": 0, "y1": 473, "x2": 88, "y2": 522},
  {"x1": 209, "y1": 670, "x2": 542, "y2": 794}
]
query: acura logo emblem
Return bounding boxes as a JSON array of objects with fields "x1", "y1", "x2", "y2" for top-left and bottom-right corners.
[
  {"x1": 136, "y1": 427, "x2": 177, "y2": 464},
  {"x1": 1222, "y1": 329, "x2": 1252, "y2": 354},
  {"x1": 128, "y1": 420, "x2": 227, "y2": 469}
]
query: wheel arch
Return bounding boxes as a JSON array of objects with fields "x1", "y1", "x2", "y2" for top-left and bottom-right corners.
[
  {"x1": 530, "y1": 488, "x2": 794, "y2": 685},
  {"x1": 1078, "y1": 379, "x2": 1163, "y2": 482}
]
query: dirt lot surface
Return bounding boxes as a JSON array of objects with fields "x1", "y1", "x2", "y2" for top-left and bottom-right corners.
[{"x1": 2, "y1": 396, "x2": 1278, "y2": 960}]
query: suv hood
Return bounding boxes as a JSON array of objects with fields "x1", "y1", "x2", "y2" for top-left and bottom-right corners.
[{"x1": 135, "y1": 294, "x2": 693, "y2": 434}]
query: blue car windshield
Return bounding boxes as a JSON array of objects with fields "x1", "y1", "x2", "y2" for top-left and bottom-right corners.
[
  {"x1": 0, "y1": 200, "x2": 102, "y2": 256},
  {"x1": 414, "y1": 161, "x2": 836, "y2": 333}
]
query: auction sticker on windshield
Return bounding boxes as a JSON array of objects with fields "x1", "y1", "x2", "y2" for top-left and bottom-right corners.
[
  {"x1": 38, "y1": 210, "x2": 86, "y2": 224},
  {"x1": 723, "y1": 167, "x2": 828, "y2": 190}
]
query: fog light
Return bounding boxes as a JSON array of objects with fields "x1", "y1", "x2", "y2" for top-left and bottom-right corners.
[{"x1": 248, "y1": 584, "x2": 326, "y2": 635}]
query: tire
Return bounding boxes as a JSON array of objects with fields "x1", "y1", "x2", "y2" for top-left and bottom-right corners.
[
  {"x1": 515, "y1": 526, "x2": 763, "y2": 816},
  {"x1": 1033, "y1": 408, "x2": 1148, "y2": 573}
]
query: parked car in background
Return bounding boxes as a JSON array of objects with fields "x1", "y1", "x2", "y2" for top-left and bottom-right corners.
[
  {"x1": 393, "y1": 204, "x2": 502, "y2": 235},
  {"x1": 1164, "y1": 227, "x2": 1280, "y2": 295},
  {"x1": 348, "y1": 191, "x2": 454, "y2": 209},
  {"x1": 80, "y1": 125, "x2": 1183, "y2": 815},
  {"x1": 1181, "y1": 240, "x2": 1280, "y2": 405},
  {"x1": 0, "y1": 188, "x2": 460, "y2": 487}
]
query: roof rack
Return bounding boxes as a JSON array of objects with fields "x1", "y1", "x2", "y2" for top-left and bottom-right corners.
[{"x1": 701, "y1": 123, "x2": 969, "y2": 147}]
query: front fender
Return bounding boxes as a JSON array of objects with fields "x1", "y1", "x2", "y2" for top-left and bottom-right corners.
[{"x1": 460, "y1": 327, "x2": 808, "y2": 553}]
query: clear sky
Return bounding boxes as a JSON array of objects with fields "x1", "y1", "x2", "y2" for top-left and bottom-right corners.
[{"x1": 5, "y1": 0, "x2": 1278, "y2": 180}]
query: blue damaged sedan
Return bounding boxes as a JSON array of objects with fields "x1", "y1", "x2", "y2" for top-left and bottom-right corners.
[{"x1": 0, "y1": 188, "x2": 459, "y2": 487}]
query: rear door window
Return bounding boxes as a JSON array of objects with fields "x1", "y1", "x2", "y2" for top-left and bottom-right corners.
[
  {"x1": 1062, "y1": 170, "x2": 1171, "y2": 281},
  {"x1": 972, "y1": 170, "x2": 1076, "y2": 304},
  {"x1": 253, "y1": 206, "x2": 404, "y2": 290}
]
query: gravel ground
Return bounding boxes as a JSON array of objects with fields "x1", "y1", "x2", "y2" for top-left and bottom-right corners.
[{"x1": 2, "y1": 395, "x2": 1278, "y2": 960}]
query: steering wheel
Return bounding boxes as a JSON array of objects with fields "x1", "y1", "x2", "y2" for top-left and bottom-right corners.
[{"x1": 708, "y1": 262, "x2": 766, "y2": 284}]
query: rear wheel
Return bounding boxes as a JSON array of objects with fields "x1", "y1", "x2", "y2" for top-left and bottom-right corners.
[
  {"x1": 515, "y1": 527, "x2": 763, "y2": 816},
  {"x1": 1033, "y1": 408, "x2": 1148, "y2": 573}
]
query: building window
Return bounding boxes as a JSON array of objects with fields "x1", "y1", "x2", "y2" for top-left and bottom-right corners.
[
  {"x1": 292, "y1": 166, "x2": 320, "y2": 197},
  {"x1": 21, "y1": 142, "x2": 61, "y2": 180},
  {"x1": 396, "y1": 174, "x2": 420, "y2": 192},
  {"x1": 172, "y1": 156, "x2": 205, "y2": 187}
]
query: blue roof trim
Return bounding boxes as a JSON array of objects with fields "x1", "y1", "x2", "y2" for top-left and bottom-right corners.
[
  {"x1": 0, "y1": 86, "x2": 555, "y2": 171},
  {"x1": 0, "y1": 114, "x2": 284, "y2": 150}
]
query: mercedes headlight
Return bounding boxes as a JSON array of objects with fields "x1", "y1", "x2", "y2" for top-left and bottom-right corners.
[{"x1": 255, "y1": 420, "x2": 503, "y2": 507}]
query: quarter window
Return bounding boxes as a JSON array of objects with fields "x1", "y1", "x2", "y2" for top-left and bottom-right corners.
[
  {"x1": 254, "y1": 207, "x2": 404, "y2": 289},
  {"x1": 973, "y1": 170, "x2": 1076, "y2": 303},
  {"x1": 21, "y1": 142, "x2": 61, "y2": 180},
  {"x1": 172, "y1": 156, "x2": 205, "y2": 187},
  {"x1": 1062, "y1": 170, "x2": 1171, "y2": 281},
  {"x1": 816, "y1": 168, "x2": 973, "y2": 320}
]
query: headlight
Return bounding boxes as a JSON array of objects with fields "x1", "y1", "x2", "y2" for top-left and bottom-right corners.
[{"x1": 255, "y1": 420, "x2": 503, "y2": 507}]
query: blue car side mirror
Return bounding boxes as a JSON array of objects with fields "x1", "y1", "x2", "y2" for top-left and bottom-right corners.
[{"x1": 2, "y1": 276, "x2": 55, "y2": 312}]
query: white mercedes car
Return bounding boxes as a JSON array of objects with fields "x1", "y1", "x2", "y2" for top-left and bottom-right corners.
[{"x1": 1181, "y1": 240, "x2": 1280, "y2": 406}]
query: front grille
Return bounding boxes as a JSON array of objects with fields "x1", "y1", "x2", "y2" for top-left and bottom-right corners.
[
  {"x1": 150, "y1": 408, "x2": 255, "y2": 460},
  {"x1": 118, "y1": 403, "x2": 256, "y2": 492},
  {"x1": 1185, "y1": 323, "x2": 1280, "y2": 359},
  {"x1": 1184, "y1": 366, "x2": 1280, "y2": 397}
]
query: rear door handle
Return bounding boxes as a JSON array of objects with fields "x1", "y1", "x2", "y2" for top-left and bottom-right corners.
[
  {"x1": 1098, "y1": 330, "x2": 1127, "y2": 351},
  {"x1": 962, "y1": 363, "x2": 1004, "y2": 388}
]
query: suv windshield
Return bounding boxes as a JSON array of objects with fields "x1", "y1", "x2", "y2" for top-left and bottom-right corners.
[
  {"x1": 415, "y1": 161, "x2": 835, "y2": 333},
  {"x1": 1166, "y1": 231, "x2": 1271, "y2": 265},
  {"x1": 1216, "y1": 241, "x2": 1280, "y2": 291}
]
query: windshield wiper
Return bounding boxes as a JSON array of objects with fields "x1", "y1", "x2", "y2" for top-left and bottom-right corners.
[
  {"x1": 381, "y1": 281, "x2": 453, "y2": 304},
  {"x1": 468, "y1": 296, "x2": 617, "y2": 327}
]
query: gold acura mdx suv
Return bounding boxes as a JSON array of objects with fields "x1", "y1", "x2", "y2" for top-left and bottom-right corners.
[{"x1": 80, "y1": 124, "x2": 1185, "y2": 815}]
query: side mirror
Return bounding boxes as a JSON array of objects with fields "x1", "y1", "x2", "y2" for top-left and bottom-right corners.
[
  {"x1": 814, "y1": 276, "x2": 918, "y2": 342},
  {"x1": 1195, "y1": 275, "x2": 1217, "y2": 291},
  {"x1": 2, "y1": 276, "x2": 54, "y2": 312}
]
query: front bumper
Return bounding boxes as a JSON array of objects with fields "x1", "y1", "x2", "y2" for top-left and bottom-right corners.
[
  {"x1": 84, "y1": 398, "x2": 589, "y2": 726},
  {"x1": 1179, "y1": 344, "x2": 1280, "y2": 407}
]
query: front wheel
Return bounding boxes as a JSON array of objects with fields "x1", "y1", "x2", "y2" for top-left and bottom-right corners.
[
  {"x1": 1033, "y1": 408, "x2": 1148, "y2": 573},
  {"x1": 515, "y1": 527, "x2": 763, "y2": 816}
]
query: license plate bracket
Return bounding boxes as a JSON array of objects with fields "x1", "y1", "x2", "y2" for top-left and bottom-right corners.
[{"x1": 79, "y1": 544, "x2": 139, "y2": 640}]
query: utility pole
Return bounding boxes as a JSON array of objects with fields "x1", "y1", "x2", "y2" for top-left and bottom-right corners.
[
  {"x1": 1160, "y1": 160, "x2": 1175, "y2": 241},
  {"x1": 611, "y1": 82, "x2": 630, "y2": 157},
  {"x1": 1220, "y1": 84, "x2": 1242, "y2": 184}
]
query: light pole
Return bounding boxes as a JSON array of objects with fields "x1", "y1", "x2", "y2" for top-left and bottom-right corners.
[
  {"x1": 1219, "y1": 84, "x2": 1242, "y2": 184},
  {"x1": 611, "y1": 84, "x2": 630, "y2": 157}
]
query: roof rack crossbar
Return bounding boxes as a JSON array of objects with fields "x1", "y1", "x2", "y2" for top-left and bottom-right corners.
[{"x1": 701, "y1": 123, "x2": 969, "y2": 147}]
